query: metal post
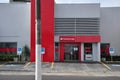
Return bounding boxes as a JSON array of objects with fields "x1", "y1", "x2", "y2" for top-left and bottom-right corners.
[
  {"x1": 19, "y1": 55, "x2": 20, "y2": 62},
  {"x1": 35, "y1": 20, "x2": 42, "y2": 80},
  {"x1": 35, "y1": 0, "x2": 41, "y2": 80},
  {"x1": 111, "y1": 56, "x2": 113, "y2": 62},
  {"x1": 35, "y1": 44, "x2": 41, "y2": 80},
  {"x1": 35, "y1": 0, "x2": 42, "y2": 80}
]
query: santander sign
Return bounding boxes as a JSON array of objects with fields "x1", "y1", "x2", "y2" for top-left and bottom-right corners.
[{"x1": 60, "y1": 37, "x2": 76, "y2": 42}]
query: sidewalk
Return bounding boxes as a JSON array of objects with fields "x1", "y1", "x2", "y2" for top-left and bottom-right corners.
[
  {"x1": 0, "y1": 62, "x2": 120, "y2": 76},
  {"x1": 0, "y1": 62, "x2": 117, "y2": 72}
]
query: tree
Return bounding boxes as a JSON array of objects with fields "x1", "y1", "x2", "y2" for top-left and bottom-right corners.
[{"x1": 22, "y1": 45, "x2": 30, "y2": 61}]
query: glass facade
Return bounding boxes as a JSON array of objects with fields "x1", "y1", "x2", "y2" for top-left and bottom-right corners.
[
  {"x1": 0, "y1": 42, "x2": 17, "y2": 54},
  {"x1": 64, "y1": 44, "x2": 79, "y2": 61}
]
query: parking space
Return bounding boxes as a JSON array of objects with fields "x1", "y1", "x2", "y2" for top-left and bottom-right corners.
[
  {"x1": 0, "y1": 62, "x2": 117, "y2": 73},
  {"x1": 51, "y1": 63, "x2": 108, "y2": 73},
  {"x1": 108, "y1": 64, "x2": 120, "y2": 72}
]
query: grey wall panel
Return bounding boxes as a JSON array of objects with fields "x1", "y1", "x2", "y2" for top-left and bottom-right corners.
[
  {"x1": 93, "y1": 43, "x2": 100, "y2": 61},
  {"x1": 0, "y1": 3, "x2": 30, "y2": 48},
  {"x1": 54, "y1": 36, "x2": 59, "y2": 42},
  {"x1": 101, "y1": 7, "x2": 120, "y2": 55},
  {"x1": 55, "y1": 4, "x2": 100, "y2": 18},
  {"x1": 55, "y1": 18, "x2": 100, "y2": 36}
]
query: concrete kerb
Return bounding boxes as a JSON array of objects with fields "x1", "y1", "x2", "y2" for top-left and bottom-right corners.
[
  {"x1": 100, "y1": 62, "x2": 112, "y2": 71},
  {"x1": 1, "y1": 71, "x2": 120, "y2": 77}
]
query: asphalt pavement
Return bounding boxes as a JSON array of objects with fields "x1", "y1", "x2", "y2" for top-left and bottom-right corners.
[
  {"x1": 0, "y1": 62, "x2": 108, "y2": 72},
  {"x1": 108, "y1": 64, "x2": 120, "y2": 72},
  {"x1": 0, "y1": 62, "x2": 120, "y2": 76},
  {"x1": 0, "y1": 75, "x2": 120, "y2": 80},
  {"x1": 0, "y1": 62, "x2": 120, "y2": 80}
]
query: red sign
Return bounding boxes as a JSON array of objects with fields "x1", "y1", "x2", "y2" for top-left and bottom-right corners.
[
  {"x1": 60, "y1": 36, "x2": 76, "y2": 42},
  {"x1": 60, "y1": 36, "x2": 101, "y2": 43}
]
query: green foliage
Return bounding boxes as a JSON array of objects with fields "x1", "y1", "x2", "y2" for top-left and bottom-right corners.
[
  {"x1": 0, "y1": 54, "x2": 18, "y2": 61},
  {"x1": 22, "y1": 45, "x2": 30, "y2": 61},
  {"x1": 105, "y1": 56, "x2": 120, "y2": 61}
]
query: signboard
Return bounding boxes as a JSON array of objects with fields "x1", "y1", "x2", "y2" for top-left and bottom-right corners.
[
  {"x1": 41, "y1": 48, "x2": 45, "y2": 54},
  {"x1": 85, "y1": 54, "x2": 93, "y2": 61},
  {"x1": 17, "y1": 48, "x2": 22, "y2": 55},
  {"x1": 60, "y1": 36, "x2": 75, "y2": 42},
  {"x1": 109, "y1": 48, "x2": 114, "y2": 55}
]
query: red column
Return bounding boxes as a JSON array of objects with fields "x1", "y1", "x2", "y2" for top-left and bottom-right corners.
[
  {"x1": 60, "y1": 43, "x2": 64, "y2": 62},
  {"x1": 41, "y1": 0, "x2": 54, "y2": 62},
  {"x1": 30, "y1": 0, "x2": 36, "y2": 62}
]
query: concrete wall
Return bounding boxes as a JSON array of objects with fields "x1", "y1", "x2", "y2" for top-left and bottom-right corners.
[
  {"x1": 55, "y1": 3, "x2": 100, "y2": 18},
  {"x1": 101, "y1": 7, "x2": 120, "y2": 56},
  {"x1": 92, "y1": 43, "x2": 100, "y2": 61},
  {"x1": 0, "y1": 3, "x2": 30, "y2": 48}
]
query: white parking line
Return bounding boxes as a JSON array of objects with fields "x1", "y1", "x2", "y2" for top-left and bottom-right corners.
[{"x1": 111, "y1": 64, "x2": 120, "y2": 67}]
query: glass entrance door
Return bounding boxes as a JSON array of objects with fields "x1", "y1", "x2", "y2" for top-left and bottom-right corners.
[
  {"x1": 64, "y1": 44, "x2": 79, "y2": 61},
  {"x1": 55, "y1": 43, "x2": 59, "y2": 61}
]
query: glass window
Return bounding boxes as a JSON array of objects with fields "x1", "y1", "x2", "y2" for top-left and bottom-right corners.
[
  {"x1": 0, "y1": 42, "x2": 17, "y2": 54},
  {"x1": 0, "y1": 42, "x2": 17, "y2": 48}
]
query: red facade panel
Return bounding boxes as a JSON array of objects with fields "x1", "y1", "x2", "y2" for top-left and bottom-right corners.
[
  {"x1": 60, "y1": 43, "x2": 64, "y2": 61},
  {"x1": 60, "y1": 36, "x2": 101, "y2": 43},
  {"x1": 30, "y1": 0, "x2": 54, "y2": 62},
  {"x1": 41, "y1": 0, "x2": 54, "y2": 62},
  {"x1": 30, "y1": 0, "x2": 36, "y2": 62},
  {"x1": 0, "y1": 48, "x2": 17, "y2": 52},
  {"x1": 76, "y1": 36, "x2": 101, "y2": 42}
]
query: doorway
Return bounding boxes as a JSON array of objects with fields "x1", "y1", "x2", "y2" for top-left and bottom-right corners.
[
  {"x1": 55, "y1": 43, "x2": 59, "y2": 61},
  {"x1": 64, "y1": 44, "x2": 79, "y2": 61},
  {"x1": 84, "y1": 43, "x2": 93, "y2": 61}
]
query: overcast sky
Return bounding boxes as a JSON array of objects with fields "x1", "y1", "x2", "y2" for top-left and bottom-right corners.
[
  {"x1": 0, "y1": 0, "x2": 120, "y2": 7},
  {"x1": 55, "y1": 0, "x2": 120, "y2": 7}
]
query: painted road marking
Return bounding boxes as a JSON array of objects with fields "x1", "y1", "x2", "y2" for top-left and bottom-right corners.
[
  {"x1": 111, "y1": 64, "x2": 120, "y2": 67},
  {"x1": 24, "y1": 62, "x2": 31, "y2": 68},
  {"x1": 50, "y1": 62, "x2": 54, "y2": 69},
  {"x1": 100, "y1": 62, "x2": 112, "y2": 71},
  {"x1": 0, "y1": 62, "x2": 7, "y2": 67},
  {"x1": 0, "y1": 63, "x2": 6, "y2": 67}
]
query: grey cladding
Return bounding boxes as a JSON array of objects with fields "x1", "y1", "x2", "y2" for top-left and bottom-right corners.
[{"x1": 55, "y1": 18, "x2": 100, "y2": 36}]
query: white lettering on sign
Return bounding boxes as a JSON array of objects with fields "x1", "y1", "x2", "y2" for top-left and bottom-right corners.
[{"x1": 60, "y1": 38, "x2": 75, "y2": 41}]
